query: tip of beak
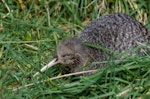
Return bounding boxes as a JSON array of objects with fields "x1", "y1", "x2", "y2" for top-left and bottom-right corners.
[
  {"x1": 33, "y1": 58, "x2": 60, "y2": 77},
  {"x1": 33, "y1": 72, "x2": 40, "y2": 77}
]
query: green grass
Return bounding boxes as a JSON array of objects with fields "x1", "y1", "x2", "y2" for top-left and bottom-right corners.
[{"x1": 0, "y1": 0, "x2": 150, "y2": 99}]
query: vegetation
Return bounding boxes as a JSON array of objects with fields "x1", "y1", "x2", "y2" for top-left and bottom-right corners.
[{"x1": 0, "y1": 0, "x2": 150, "y2": 99}]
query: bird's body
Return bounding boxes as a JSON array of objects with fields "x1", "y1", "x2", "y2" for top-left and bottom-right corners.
[{"x1": 57, "y1": 13, "x2": 150, "y2": 73}]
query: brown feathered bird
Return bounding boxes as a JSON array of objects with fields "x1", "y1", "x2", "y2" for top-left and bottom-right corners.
[{"x1": 33, "y1": 13, "x2": 150, "y2": 77}]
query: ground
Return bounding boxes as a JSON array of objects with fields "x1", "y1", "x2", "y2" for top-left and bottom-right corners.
[{"x1": 0, "y1": 0, "x2": 150, "y2": 99}]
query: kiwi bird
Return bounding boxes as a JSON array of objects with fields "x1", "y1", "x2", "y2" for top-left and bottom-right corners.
[{"x1": 33, "y1": 13, "x2": 149, "y2": 77}]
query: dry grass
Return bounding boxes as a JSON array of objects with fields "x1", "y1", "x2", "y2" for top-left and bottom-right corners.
[{"x1": 0, "y1": 0, "x2": 150, "y2": 98}]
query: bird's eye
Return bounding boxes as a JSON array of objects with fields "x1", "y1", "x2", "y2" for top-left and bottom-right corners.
[{"x1": 62, "y1": 54, "x2": 72, "y2": 58}]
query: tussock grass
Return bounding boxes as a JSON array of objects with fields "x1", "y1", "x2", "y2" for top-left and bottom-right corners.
[{"x1": 0, "y1": 0, "x2": 150, "y2": 99}]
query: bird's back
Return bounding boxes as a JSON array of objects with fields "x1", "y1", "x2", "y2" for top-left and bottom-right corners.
[{"x1": 78, "y1": 13, "x2": 149, "y2": 61}]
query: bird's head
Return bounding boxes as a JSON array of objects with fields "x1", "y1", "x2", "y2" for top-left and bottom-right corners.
[
  {"x1": 57, "y1": 37, "x2": 88, "y2": 66},
  {"x1": 33, "y1": 37, "x2": 91, "y2": 77}
]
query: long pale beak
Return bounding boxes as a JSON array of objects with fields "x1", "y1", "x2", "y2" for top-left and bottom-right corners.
[{"x1": 33, "y1": 58, "x2": 60, "y2": 77}]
